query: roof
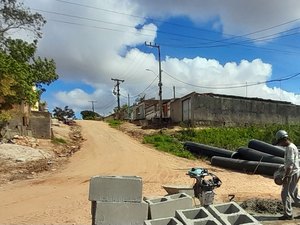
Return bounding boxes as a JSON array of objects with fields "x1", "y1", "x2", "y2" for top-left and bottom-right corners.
[{"x1": 179, "y1": 91, "x2": 294, "y2": 105}]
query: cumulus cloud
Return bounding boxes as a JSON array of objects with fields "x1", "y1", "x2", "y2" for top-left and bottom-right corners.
[
  {"x1": 136, "y1": 0, "x2": 300, "y2": 40},
  {"x1": 22, "y1": 0, "x2": 300, "y2": 115}
]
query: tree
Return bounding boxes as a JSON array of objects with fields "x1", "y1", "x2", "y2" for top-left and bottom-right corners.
[
  {"x1": 53, "y1": 106, "x2": 76, "y2": 123},
  {"x1": 80, "y1": 110, "x2": 101, "y2": 120},
  {"x1": 0, "y1": 38, "x2": 58, "y2": 110},
  {"x1": 0, "y1": 0, "x2": 46, "y2": 42},
  {"x1": 0, "y1": 0, "x2": 58, "y2": 122},
  {"x1": 113, "y1": 104, "x2": 130, "y2": 120}
]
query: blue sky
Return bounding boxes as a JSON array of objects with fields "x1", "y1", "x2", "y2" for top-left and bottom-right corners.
[{"x1": 22, "y1": 0, "x2": 300, "y2": 117}]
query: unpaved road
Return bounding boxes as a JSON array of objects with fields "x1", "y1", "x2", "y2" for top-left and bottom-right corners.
[{"x1": 0, "y1": 120, "x2": 285, "y2": 224}]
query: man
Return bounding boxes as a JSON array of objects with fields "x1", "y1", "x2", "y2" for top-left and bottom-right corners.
[{"x1": 275, "y1": 130, "x2": 300, "y2": 220}]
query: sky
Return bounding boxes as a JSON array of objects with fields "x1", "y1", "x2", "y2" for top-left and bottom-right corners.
[{"x1": 21, "y1": 0, "x2": 300, "y2": 117}]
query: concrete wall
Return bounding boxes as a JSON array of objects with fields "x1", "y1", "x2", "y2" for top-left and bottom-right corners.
[
  {"x1": 5, "y1": 114, "x2": 28, "y2": 138},
  {"x1": 29, "y1": 111, "x2": 51, "y2": 139},
  {"x1": 4, "y1": 102, "x2": 31, "y2": 138},
  {"x1": 171, "y1": 92, "x2": 300, "y2": 126}
]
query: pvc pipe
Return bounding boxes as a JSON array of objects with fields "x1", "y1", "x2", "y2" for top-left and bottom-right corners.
[
  {"x1": 248, "y1": 139, "x2": 285, "y2": 158},
  {"x1": 211, "y1": 156, "x2": 282, "y2": 176},
  {"x1": 184, "y1": 141, "x2": 235, "y2": 158}
]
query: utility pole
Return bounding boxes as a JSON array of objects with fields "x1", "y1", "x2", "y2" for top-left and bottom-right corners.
[
  {"x1": 89, "y1": 100, "x2": 97, "y2": 112},
  {"x1": 145, "y1": 41, "x2": 162, "y2": 125},
  {"x1": 173, "y1": 86, "x2": 176, "y2": 100},
  {"x1": 127, "y1": 93, "x2": 130, "y2": 119},
  {"x1": 111, "y1": 78, "x2": 124, "y2": 110}
]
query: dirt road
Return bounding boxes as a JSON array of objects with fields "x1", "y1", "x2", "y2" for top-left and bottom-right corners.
[{"x1": 0, "y1": 120, "x2": 282, "y2": 224}]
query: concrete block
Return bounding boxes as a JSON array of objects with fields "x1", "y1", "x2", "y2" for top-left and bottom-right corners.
[
  {"x1": 88, "y1": 175, "x2": 142, "y2": 202},
  {"x1": 145, "y1": 193, "x2": 194, "y2": 219},
  {"x1": 207, "y1": 202, "x2": 261, "y2": 225},
  {"x1": 144, "y1": 217, "x2": 184, "y2": 225},
  {"x1": 144, "y1": 217, "x2": 183, "y2": 225},
  {"x1": 176, "y1": 207, "x2": 222, "y2": 225},
  {"x1": 92, "y1": 201, "x2": 148, "y2": 225}
]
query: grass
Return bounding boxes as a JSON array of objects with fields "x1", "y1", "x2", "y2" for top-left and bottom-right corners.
[
  {"x1": 142, "y1": 124, "x2": 300, "y2": 159},
  {"x1": 143, "y1": 133, "x2": 195, "y2": 159},
  {"x1": 107, "y1": 119, "x2": 123, "y2": 128},
  {"x1": 51, "y1": 137, "x2": 67, "y2": 145}
]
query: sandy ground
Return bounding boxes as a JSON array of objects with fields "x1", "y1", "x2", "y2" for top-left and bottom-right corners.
[{"x1": 0, "y1": 120, "x2": 287, "y2": 224}]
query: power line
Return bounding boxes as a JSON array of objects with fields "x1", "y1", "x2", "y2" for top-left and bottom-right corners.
[
  {"x1": 54, "y1": 0, "x2": 300, "y2": 44},
  {"x1": 162, "y1": 70, "x2": 300, "y2": 90},
  {"x1": 130, "y1": 75, "x2": 158, "y2": 98},
  {"x1": 33, "y1": 8, "x2": 300, "y2": 55}
]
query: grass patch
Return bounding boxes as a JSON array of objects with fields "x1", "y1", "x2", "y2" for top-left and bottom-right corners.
[
  {"x1": 143, "y1": 124, "x2": 300, "y2": 159},
  {"x1": 174, "y1": 124, "x2": 300, "y2": 150},
  {"x1": 107, "y1": 119, "x2": 123, "y2": 128},
  {"x1": 143, "y1": 133, "x2": 195, "y2": 159},
  {"x1": 51, "y1": 137, "x2": 67, "y2": 145}
]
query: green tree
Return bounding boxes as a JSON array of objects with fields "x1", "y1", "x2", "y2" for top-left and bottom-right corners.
[
  {"x1": 113, "y1": 104, "x2": 131, "y2": 120},
  {"x1": 53, "y1": 106, "x2": 76, "y2": 123},
  {"x1": 0, "y1": 38, "x2": 58, "y2": 110},
  {"x1": 80, "y1": 110, "x2": 101, "y2": 120},
  {"x1": 0, "y1": 0, "x2": 46, "y2": 42},
  {"x1": 0, "y1": 0, "x2": 58, "y2": 122}
]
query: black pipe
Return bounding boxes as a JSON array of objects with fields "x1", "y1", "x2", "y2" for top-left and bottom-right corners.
[
  {"x1": 184, "y1": 141, "x2": 235, "y2": 158},
  {"x1": 248, "y1": 139, "x2": 285, "y2": 158},
  {"x1": 236, "y1": 147, "x2": 284, "y2": 164},
  {"x1": 211, "y1": 156, "x2": 282, "y2": 176}
]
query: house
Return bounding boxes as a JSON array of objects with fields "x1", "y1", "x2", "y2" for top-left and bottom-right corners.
[
  {"x1": 132, "y1": 99, "x2": 159, "y2": 121},
  {"x1": 131, "y1": 99, "x2": 173, "y2": 125},
  {"x1": 170, "y1": 92, "x2": 300, "y2": 126}
]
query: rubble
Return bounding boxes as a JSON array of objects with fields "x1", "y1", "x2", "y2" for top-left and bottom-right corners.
[{"x1": 0, "y1": 122, "x2": 83, "y2": 184}]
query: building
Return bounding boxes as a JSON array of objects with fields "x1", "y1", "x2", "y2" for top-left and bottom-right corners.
[
  {"x1": 170, "y1": 92, "x2": 300, "y2": 126},
  {"x1": 131, "y1": 99, "x2": 173, "y2": 125}
]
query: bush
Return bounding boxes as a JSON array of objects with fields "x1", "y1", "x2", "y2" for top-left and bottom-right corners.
[
  {"x1": 107, "y1": 119, "x2": 123, "y2": 128},
  {"x1": 143, "y1": 134, "x2": 195, "y2": 159}
]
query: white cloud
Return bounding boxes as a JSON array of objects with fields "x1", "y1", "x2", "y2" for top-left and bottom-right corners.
[
  {"x1": 137, "y1": 0, "x2": 300, "y2": 40},
  {"x1": 22, "y1": 0, "x2": 300, "y2": 115}
]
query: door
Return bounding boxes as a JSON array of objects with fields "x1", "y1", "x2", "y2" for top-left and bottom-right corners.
[{"x1": 182, "y1": 98, "x2": 191, "y2": 122}]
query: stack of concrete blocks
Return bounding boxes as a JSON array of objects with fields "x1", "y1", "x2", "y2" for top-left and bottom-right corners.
[
  {"x1": 207, "y1": 201, "x2": 261, "y2": 225},
  {"x1": 144, "y1": 201, "x2": 261, "y2": 225},
  {"x1": 145, "y1": 193, "x2": 194, "y2": 219},
  {"x1": 88, "y1": 175, "x2": 148, "y2": 225},
  {"x1": 176, "y1": 207, "x2": 222, "y2": 225}
]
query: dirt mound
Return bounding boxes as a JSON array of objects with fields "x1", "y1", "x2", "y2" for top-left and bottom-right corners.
[{"x1": 240, "y1": 198, "x2": 283, "y2": 214}]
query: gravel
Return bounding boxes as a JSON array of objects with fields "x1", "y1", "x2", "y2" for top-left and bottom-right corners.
[{"x1": 0, "y1": 144, "x2": 53, "y2": 162}]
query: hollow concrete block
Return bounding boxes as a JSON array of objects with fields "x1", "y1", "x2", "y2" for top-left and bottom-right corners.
[
  {"x1": 207, "y1": 202, "x2": 261, "y2": 225},
  {"x1": 92, "y1": 200, "x2": 148, "y2": 225},
  {"x1": 88, "y1": 175, "x2": 142, "y2": 202},
  {"x1": 176, "y1": 207, "x2": 222, "y2": 225},
  {"x1": 145, "y1": 193, "x2": 194, "y2": 219},
  {"x1": 144, "y1": 217, "x2": 184, "y2": 225}
]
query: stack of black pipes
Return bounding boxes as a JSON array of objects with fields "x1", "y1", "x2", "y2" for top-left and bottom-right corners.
[{"x1": 184, "y1": 140, "x2": 285, "y2": 176}]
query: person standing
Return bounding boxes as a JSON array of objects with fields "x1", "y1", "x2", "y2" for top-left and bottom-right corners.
[{"x1": 275, "y1": 130, "x2": 300, "y2": 220}]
